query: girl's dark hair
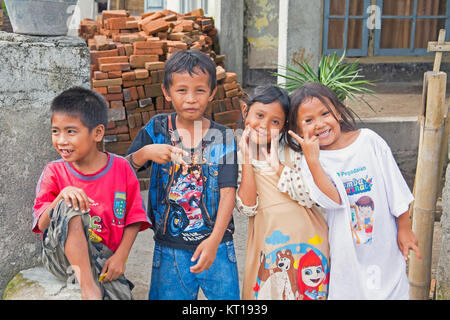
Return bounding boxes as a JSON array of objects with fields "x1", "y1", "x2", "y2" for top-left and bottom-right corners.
[
  {"x1": 286, "y1": 82, "x2": 356, "y2": 152},
  {"x1": 163, "y1": 50, "x2": 217, "y2": 93},
  {"x1": 239, "y1": 85, "x2": 291, "y2": 141},
  {"x1": 50, "y1": 86, "x2": 108, "y2": 131}
]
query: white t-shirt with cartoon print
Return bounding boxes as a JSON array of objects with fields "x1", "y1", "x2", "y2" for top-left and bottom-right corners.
[{"x1": 300, "y1": 128, "x2": 413, "y2": 300}]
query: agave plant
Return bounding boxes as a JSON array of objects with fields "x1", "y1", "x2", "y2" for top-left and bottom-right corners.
[{"x1": 274, "y1": 52, "x2": 376, "y2": 113}]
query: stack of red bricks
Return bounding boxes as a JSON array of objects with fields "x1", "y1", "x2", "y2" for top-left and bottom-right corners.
[{"x1": 79, "y1": 8, "x2": 244, "y2": 157}]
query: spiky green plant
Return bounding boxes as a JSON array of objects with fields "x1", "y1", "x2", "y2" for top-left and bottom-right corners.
[{"x1": 274, "y1": 52, "x2": 376, "y2": 113}]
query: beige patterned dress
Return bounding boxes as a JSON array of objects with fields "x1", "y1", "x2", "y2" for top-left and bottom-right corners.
[{"x1": 236, "y1": 144, "x2": 330, "y2": 300}]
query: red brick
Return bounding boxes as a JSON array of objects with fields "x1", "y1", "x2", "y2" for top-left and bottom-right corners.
[
  {"x1": 110, "y1": 100, "x2": 124, "y2": 108},
  {"x1": 94, "y1": 71, "x2": 108, "y2": 80},
  {"x1": 134, "y1": 69, "x2": 149, "y2": 79},
  {"x1": 104, "y1": 141, "x2": 132, "y2": 156},
  {"x1": 127, "y1": 113, "x2": 137, "y2": 128},
  {"x1": 106, "y1": 17, "x2": 127, "y2": 30},
  {"x1": 124, "y1": 44, "x2": 133, "y2": 56},
  {"x1": 129, "y1": 55, "x2": 159, "y2": 68},
  {"x1": 141, "y1": 19, "x2": 173, "y2": 35},
  {"x1": 108, "y1": 71, "x2": 122, "y2": 79},
  {"x1": 126, "y1": 20, "x2": 139, "y2": 29},
  {"x1": 224, "y1": 72, "x2": 238, "y2": 83},
  {"x1": 137, "y1": 86, "x2": 146, "y2": 99},
  {"x1": 90, "y1": 49, "x2": 119, "y2": 65},
  {"x1": 105, "y1": 93, "x2": 124, "y2": 101},
  {"x1": 92, "y1": 78, "x2": 123, "y2": 87},
  {"x1": 134, "y1": 40, "x2": 166, "y2": 49},
  {"x1": 93, "y1": 87, "x2": 107, "y2": 95},
  {"x1": 129, "y1": 86, "x2": 139, "y2": 101},
  {"x1": 144, "y1": 84, "x2": 163, "y2": 97},
  {"x1": 122, "y1": 71, "x2": 136, "y2": 81},
  {"x1": 213, "y1": 110, "x2": 241, "y2": 125},
  {"x1": 94, "y1": 35, "x2": 110, "y2": 50},
  {"x1": 133, "y1": 48, "x2": 164, "y2": 55},
  {"x1": 145, "y1": 61, "x2": 165, "y2": 71},
  {"x1": 223, "y1": 81, "x2": 238, "y2": 91},
  {"x1": 225, "y1": 88, "x2": 240, "y2": 98},
  {"x1": 99, "y1": 63, "x2": 130, "y2": 72},
  {"x1": 125, "y1": 100, "x2": 138, "y2": 110},
  {"x1": 108, "y1": 85, "x2": 122, "y2": 93},
  {"x1": 97, "y1": 56, "x2": 129, "y2": 65}
]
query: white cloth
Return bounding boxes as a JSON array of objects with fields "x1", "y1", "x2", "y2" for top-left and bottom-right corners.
[
  {"x1": 300, "y1": 128, "x2": 413, "y2": 300},
  {"x1": 235, "y1": 142, "x2": 315, "y2": 216}
]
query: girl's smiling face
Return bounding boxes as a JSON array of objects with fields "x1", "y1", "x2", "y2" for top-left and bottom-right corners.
[
  {"x1": 296, "y1": 97, "x2": 344, "y2": 150},
  {"x1": 244, "y1": 101, "x2": 286, "y2": 146}
]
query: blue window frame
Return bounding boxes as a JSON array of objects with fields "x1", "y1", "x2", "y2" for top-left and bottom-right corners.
[
  {"x1": 145, "y1": 0, "x2": 166, "y2": 12},
  {"x1": 323, "y1": 0, "x2": 450, "y2": 57},
  {"x1": 179, "y1": 0, "x2": 208, "y2": 14},
  {"x1": 374, "y1": 0, "x2": 450, "y2": 55},
  {"x1": 323, "y1": 0, "x2": 371, "y2": 57}
]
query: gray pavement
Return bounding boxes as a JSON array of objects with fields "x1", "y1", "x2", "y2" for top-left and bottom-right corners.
[{"x1": 125, "y1": 190, "x2": 249, "y2": 300}]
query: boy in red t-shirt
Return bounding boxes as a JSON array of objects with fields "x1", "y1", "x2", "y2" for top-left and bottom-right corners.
[{"x1": 33, "y1": 87, "x2": 151, "y2": 300}]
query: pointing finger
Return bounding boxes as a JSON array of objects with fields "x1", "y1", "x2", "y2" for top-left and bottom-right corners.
[
  {"x1": 288, "y1": 130, "x2": 303, "y2": 145},
  {"x1": 170, "y1": 146, "x2": 189, "y2": 157}
]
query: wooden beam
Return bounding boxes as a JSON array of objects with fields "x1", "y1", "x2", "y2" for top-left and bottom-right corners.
[{"x1": 430, "y1": 29, "x2": 447, "y2": 72}]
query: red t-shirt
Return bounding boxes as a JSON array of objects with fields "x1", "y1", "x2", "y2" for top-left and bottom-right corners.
[{"x1": 33, "y1": 153, "x2": 151, "y2": 252}]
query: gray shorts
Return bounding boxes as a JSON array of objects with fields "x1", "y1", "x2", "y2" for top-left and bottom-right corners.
[{"x1": 41, "y1": 199, "x2": 134, "y2": 300}]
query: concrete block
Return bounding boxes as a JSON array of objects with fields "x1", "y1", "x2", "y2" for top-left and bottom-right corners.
[
  {"x1": 0, "y1": 31, "x2": 90, "y2": 297},
  {"x1": 3, "y1": 267, "x2": 81, "y2": 300},
  {"x1": 356, "y1": 117, "x2": 420, "y2": 189}
]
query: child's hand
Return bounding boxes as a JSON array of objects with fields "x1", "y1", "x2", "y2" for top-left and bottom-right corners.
[
  {"x1": 260, "y1": 131, "x2": 282, "y2": 174},
  {"x1": 190, "y1": 237, "x2": 219, "y2": 274},
  {"x1": 99, "y1": 252, "x2": 127, "y2": 282},
  {"x1": 146, "y1": 144, "x2": 188, "y2": 165},
  {"x1": 288, "y1": 129, "x2": 319, "y2": 162},
  {"x1": 59, "y1": 186, "x2": 94, "y2": 213},
  {"x1": 398, "y1": 227, "x2": 421, "y2": 261},
  {"x1": 239, "y1": 125, "x2": 254, "y2": 164}
]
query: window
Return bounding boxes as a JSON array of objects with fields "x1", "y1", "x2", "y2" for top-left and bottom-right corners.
[
  {"x1": 179, "y1": 0, "x2": 208, "y2": 14},
  {"x1": 145, "y1": 0, "x2": 166, "y2": 12},
  {"x1": 374, "y1": 0, "x2": 450, "y2": 55},
  {"x1": 323, "y1": 0, "x2": 450, "y2": 56},
  {"x1": 323, "y1": 0, "x2": 371, "y2": 56}
]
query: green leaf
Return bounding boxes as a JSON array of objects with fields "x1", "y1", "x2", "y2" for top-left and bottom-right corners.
[{"x1": 273, "y1": 51, "x2": 377, "y2": 114}]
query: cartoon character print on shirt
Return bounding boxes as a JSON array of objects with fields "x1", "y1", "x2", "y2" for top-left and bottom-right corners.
[
  {"x1": 257, "y1": 250, "x2": 299, "y2": 300},
  {"x1": 297, "y1": 250, "x2": 329, "y2": 300},
  {"x1": 351, "y1": 195, "x2": 374, "y2": 244},
  {"x1": 341, "y1": 167, "x2": 375, "y2": 245},
  {"x1": 167, "y1": 156, "x2": 207, "y2": 238},
  {"x1": 253, "y1": 230, "x2": 329, "y2": 300}
]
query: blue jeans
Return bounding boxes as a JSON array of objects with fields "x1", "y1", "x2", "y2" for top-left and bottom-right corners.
[{"x1": 149, "y1": 241, "x2": 240, "y2": 300}]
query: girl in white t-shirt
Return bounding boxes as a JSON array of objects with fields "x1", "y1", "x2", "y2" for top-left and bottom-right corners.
[{"x1": 286, "y1": 82, "x2": 421, "y2": 299}]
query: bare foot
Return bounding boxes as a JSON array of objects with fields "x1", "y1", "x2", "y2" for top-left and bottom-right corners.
[{"x1": 81, "y1": 283, "x2": 102, "y2": 300}]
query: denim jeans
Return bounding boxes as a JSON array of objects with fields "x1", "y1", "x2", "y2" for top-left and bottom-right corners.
[{"x1": 149, "y1": 241, "x2": 240, "y2": 300}]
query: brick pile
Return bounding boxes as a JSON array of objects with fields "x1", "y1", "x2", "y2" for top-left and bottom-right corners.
[{"x1": 79, "y1": 9, "x2": 244, "y2": 157}]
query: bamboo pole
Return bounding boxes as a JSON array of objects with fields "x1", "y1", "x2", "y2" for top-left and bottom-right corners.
[{"x1": 408, "y1": 71, "x2": 447, "y2": 300}]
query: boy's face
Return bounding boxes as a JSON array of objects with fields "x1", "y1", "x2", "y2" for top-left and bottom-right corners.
[
  {"x1": 51, "y1": 112, "x2": 104, "y2": 165},
  {"x1": 162, "y1": 68, "x2": 216, "y2": 122}
]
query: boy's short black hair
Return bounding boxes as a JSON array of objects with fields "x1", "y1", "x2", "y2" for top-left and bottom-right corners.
[
  {"x1": 163, "y1": 50, "x2": 217, "y2": 93},
  {"x1": 50, "y1": 86, "x2": 108, "y2": 131}
]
